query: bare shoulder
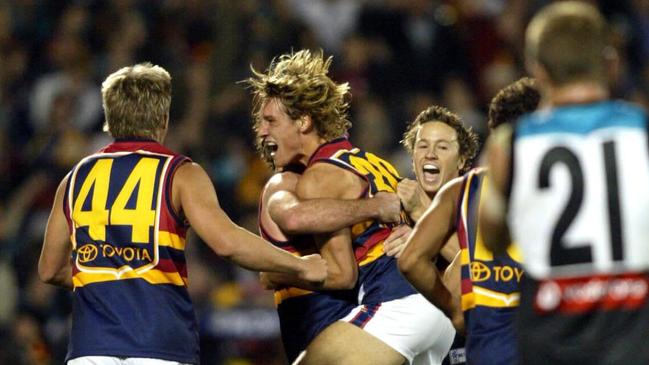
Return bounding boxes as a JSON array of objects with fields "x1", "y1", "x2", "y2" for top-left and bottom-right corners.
[
  {"x1": 50, "y1": 173, "x2": 71, "y2": 210},
  {"x1": 57, "y1": 173, "x2": 71, "y2": 195},
  {"x1": 263, "y1": 171, "x2": 301, "y2": 198},
  {"x1": 175, "y1": 161, "x2": 205, "y2": 180},
  {"x1": 297, "y1": 162, "x2": 363, "y2": 199},
  {"x1": 172, "y1": 162, "x2": 216, "y2": 211}
]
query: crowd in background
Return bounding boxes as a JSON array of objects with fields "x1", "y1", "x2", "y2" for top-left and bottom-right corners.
[{"x1": 1, "y1": 0, "x2": 648, "y2": 364}]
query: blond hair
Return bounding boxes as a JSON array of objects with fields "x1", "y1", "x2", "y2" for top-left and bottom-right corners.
[
  {"x1": 246, "y1": 50, "x2": 351, "y2": 141},
  {"x1": 102, "y1": 63, "x2": 172, "y2": 139},
  {"x1": 526, "y1": 1, "x2": 608, "y2": 85}
]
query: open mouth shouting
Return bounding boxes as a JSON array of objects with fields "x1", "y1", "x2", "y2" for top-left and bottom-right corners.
[
  {"x1": 422, "y1": 163, "x2": 440, "y2": 182},
  {"x1": 262, "y1": 139, "x2": 278, "y2": 158}
]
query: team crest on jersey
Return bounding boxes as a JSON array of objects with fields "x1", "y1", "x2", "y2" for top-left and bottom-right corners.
[{"x1": 76, "y1": 244, "x2": 99, "y2": 263}]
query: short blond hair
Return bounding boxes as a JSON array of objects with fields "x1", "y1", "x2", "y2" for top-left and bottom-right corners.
[
  {"x1": 526, "y1": 1, "x2": 608, "y2": 85},
  {"x1": 246, "y1": 50, "x2": 351, "y2": 141},
  {"x1": 102, "y1": 63, "x2": 172, "y2": 139}
]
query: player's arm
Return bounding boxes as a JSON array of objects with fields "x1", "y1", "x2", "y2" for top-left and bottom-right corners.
[
  {"x1": 383, "y1": 222, "x2": 460, "y2": 262},
  {"x1": 39, "y1": 176, "x2": 73, "y2": 290},
  {"x1": 174, "y1": 162, "x2": 327, "y2": 283},
  {"x1": 479, "y1": 125, "x2": 513, "y2": 254},
  {"x1": 263, "y1": 163, "x2": 359, "y2": 291},
  {"x1": 440, "y1": 235, "x2": 460, "y2": 264},
  {"x1": 269, "y1": 190, "x2": 400, "y2": 234},
  {"x1": 398, "y1": 177, "x2": 463, "y2": 324}
]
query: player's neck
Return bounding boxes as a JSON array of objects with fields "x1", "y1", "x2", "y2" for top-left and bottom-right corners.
[
  {"x1": 542, "y1": 80, "x2": 609, "y2": 107},
  {"x1": 298, "y1": 135, "x2": 328, "y2": 165}
]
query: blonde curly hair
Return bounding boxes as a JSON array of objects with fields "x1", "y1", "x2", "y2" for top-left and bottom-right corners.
[{"x1": 246, "y1": 49, "x2": 351, "y2": 142}]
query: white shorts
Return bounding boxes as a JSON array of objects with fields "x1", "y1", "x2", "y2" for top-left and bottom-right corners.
[
  {"x1": 67, "y1": 356, "x2": 192, "y2": 365},
  {"x1": 342, "y1": 294, "x2": 455, "y2": 364}
]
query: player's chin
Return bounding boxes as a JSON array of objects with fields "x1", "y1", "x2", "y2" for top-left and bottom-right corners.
[{"x1": 421, "y1": 182, "x2": 440, "y2": 196}]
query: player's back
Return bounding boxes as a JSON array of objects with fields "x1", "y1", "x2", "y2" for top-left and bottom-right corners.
[
  {"x1": 308, "y1": 138, "x2": 417, "y2": 305},
  {"x1": 64, "y1": 140, "x2": 198, "y2": 364},
  {"x1": 508, "y1": 101, "x2": 649, "y2": 364},
  {"x1": 259, "y1": 169, "x2": 355, "y2": 362},
  {"x1": 457, "y1": 168, "x2": 521, "y2": 365}
]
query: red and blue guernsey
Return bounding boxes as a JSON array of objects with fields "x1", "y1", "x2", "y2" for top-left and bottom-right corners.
[
  {"x1": 307, "y1": 138, "x2": 416, "y2": 309},
  {"x1": 456, "y1": 168, "x2": 523, "y2": 365},
  {"x1": 63, "y1": 139, "x2": 198, "y2": 364},
  {"x1": 259, "y1": 191, "x2": 356, "y2": 363}
]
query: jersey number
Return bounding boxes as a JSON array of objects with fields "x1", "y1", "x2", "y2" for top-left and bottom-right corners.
[
  {"x1": 538, "y1": 142, "x2": 624, "y2": 266},
  {"x1": 72, "y1": 158, "x2": 160, "y2": 243},
  {"x1": 348, "y1": 152, "x2": 400, "y2": 192}
]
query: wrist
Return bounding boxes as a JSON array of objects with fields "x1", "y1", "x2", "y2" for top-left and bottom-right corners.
[
  {"x1": 295, "y1": 257, "x2": 307, "y2": 277},
  {"x1": 364, "y1": 198, "x2": 380, "y2": 219}
]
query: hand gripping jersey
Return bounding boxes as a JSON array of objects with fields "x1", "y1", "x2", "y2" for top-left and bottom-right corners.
[
  {"x1": 508, "y1": 101, "x2": 649, "y2": 364},
  {"x1": 456, "y1": 168, "x2": 522, "y2": 365},
  {"x1": 307, "y1": 138, "x2": 416, "y2": 307},
  {"x1": 258, "y1": 177, "x2": 355, "y2": 363},
  {"x1": 63, "y1": 140, "x2": 198, "y2": 364}
]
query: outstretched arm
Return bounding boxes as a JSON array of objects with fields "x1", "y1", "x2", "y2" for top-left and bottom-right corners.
[
  {"x1": 479, "y1": 125, "x2": 513, "y2": 254},
  {"x1": 39, "y1": 176, "x2": 73, "y2": 290},
  {"x1": 398, "y1": 177, "x2": 464, "y2": 326},
  {"x1": 174, "y1": 162, "x2": 327, "y2": 283}
]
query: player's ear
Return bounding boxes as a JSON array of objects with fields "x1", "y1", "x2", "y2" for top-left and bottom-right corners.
[
  {"x1": 298, "y1": 115, "x2": 312, "y2": 132},
  {"x1": 457, "y1": 156, "x2": 466, "y2": 173},
  {"x1": 527, "y1": 60, "x2": 550, "y2": 88}
]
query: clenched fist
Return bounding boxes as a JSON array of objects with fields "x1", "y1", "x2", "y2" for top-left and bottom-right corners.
[
  {"x1": 371, "y1": 191, "x2": 401, "y2": 223},
  {"x1": 297, "y1": 254, "x2": 328, "y2": 284},
  {"x1": 397, "y1": 178, "x2": 431, "y2": 221}
]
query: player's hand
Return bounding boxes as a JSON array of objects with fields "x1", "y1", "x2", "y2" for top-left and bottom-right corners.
[
  {"x1": 397, "y1": 179, "x2": 430, "y2": 219},
  {"x1": 372, "y1": 191, "x2": 401, "y2": 223},
  {"x1": 297, "y1": 254, "x2": 328, "y2": 284},
  {"x1": 383, "y1": 224, "x2": 412, "y2": 258},
  {"x1": 259, "y1": 272, "x2": 277, "y2": 290}
]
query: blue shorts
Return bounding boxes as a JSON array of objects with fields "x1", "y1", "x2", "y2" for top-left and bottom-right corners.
[
  {"x1": 277, "y1": 291, "x2": 355, "y2": 362},
  {"x1": 357, "y1": 255, "x2": 417, "y2": 305}
]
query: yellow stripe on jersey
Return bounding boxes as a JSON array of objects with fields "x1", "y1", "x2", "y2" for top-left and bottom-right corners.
[
  {"x1": 158, "y1": 231, "x2": 186, "y2": 250},
  {"x1": 351, "y1": 220, "x2": 374, "y2": 237},
  {"x1": 471, "y1": 286, "x2": 520, "y2": 308},
  {"x1": 461, "y1": 291, "x2": 476, "y2": 312},
  {"x1": 73, "y1": 267, "x2": 187, "y2": 288},
  {"x1": 460, "y1": 247, "x2": 470, "y2": 266},
  {"x1": 507, "y1": 241, "x2": 523, "y2": 263},
  {"x1": 274, "y1": 287, "x2": 314, "y2": 306}
]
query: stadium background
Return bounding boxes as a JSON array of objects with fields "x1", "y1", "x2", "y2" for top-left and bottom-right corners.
[{"x1": 0, "y1": 0, "x2": 647, "y2": 364}]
